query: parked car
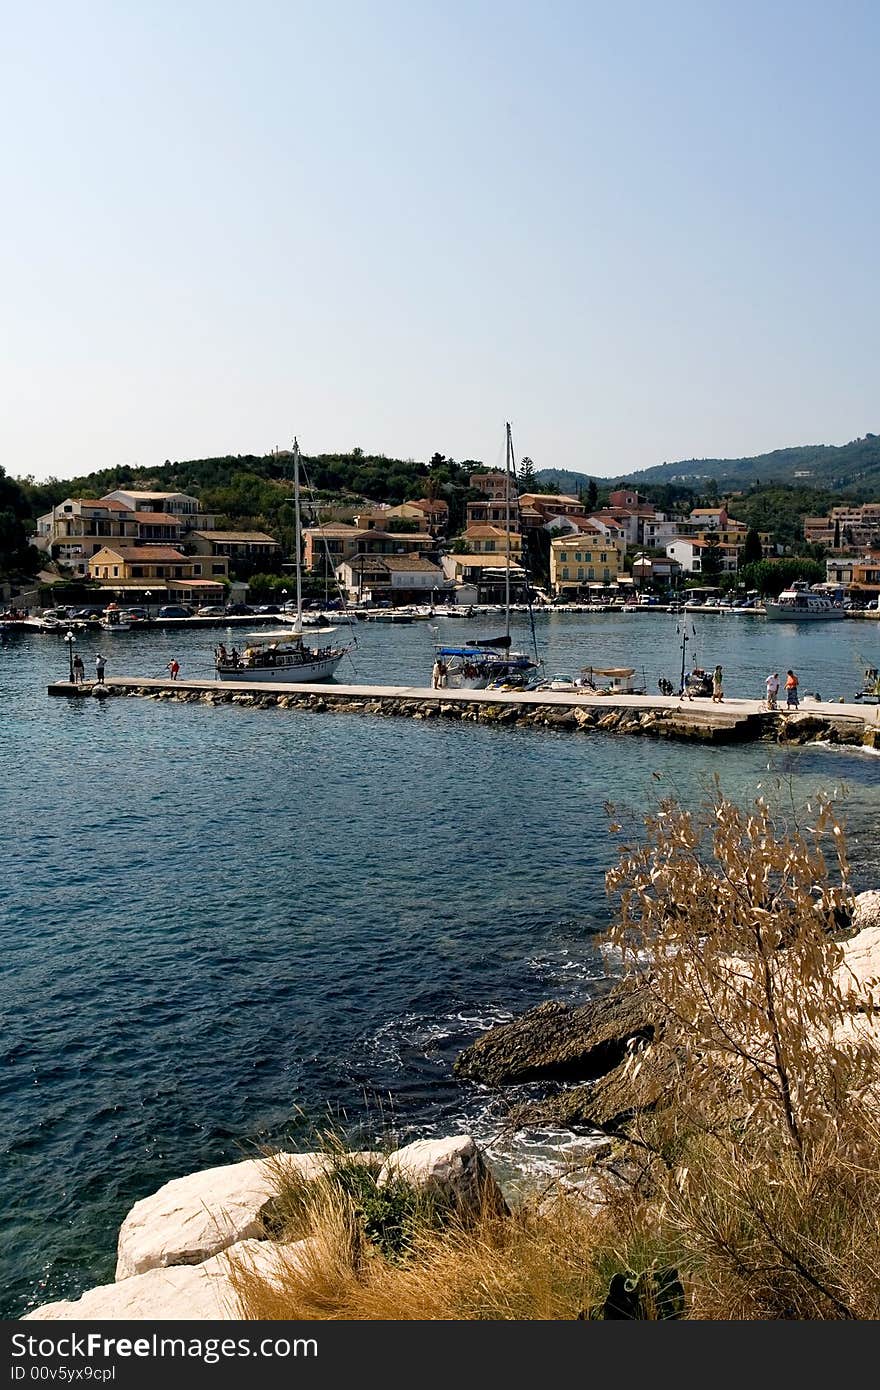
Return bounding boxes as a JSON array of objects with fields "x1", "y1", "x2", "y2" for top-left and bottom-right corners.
[
  {"x1": 225, "y1": 602, "x2": 254, "y2": 615},
  {"x1": 71, "y1": 606, "x2": 106, "y2": 618},
  {"x1": 195, "y1": 605, "x2": 226, "y2": 616},
  {"x1": 255, "y1": 603, "x2": 281, "y2": 614},
  {"x1": 157, "y1": 604, "x2": 193, "y2": 618}
]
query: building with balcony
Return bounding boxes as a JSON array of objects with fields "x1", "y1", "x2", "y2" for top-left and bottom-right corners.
[
  {"x1": 550, "y1": 535, "x2": 622, "y2": 595},
  {"x1": 459, "y1": 525, "x2": 523, "y2": 555},
  {"x1": 188, "y1": 531, "x2": 282, "y2": 564},
  {"x1": 439, "y1": 553, "x2": 530, "y2": 603},
  {"x1": 335, "y1": 553, "x2": 446, "y2": 605},
  {"x1": 302, "y1": 525, "x2": 436, "y2": 573},
  {"x1": 86, "y1": 546, "x2": 228, "y2": 603}
]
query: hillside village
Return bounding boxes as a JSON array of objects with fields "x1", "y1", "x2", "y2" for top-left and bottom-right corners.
[{"x1": 8, "y1": 460, "x2": 879, "y2": 613}]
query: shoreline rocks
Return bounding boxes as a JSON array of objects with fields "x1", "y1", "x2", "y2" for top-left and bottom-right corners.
[
  {"x1": 114, "y1": 1151, "x2": 378, "y2": 1280},
  {"x1": 23, "y1": 1137, "x2": 504, "y2": 1321},
  {"x1": 455, "y1": 897, "x2": 880, "y2": 1135}
]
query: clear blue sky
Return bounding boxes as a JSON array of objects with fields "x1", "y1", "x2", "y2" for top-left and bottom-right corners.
[{"x1": 2, "y1": 0, "x2": 878, "y2": 482}]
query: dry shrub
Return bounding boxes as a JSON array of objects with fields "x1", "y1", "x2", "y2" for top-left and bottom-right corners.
[
  {"x1": 227, "y1": 1155, "x2": 617, "y2": 1320},
  {"x1": 603, "y1": 782, "x2": 880, "y2": 1318}
]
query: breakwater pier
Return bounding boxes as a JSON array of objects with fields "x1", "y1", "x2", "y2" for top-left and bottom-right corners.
[{"x1": 47, "y1": 677, "x2": 880, "y2": 748}]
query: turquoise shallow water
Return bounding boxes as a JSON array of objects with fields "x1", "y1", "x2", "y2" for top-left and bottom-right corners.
[{"x1": 1, "y1": 611, "x2": 878, "y2": 1315}]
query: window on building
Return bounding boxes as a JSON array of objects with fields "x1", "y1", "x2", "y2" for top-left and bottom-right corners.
[
  {"x1": 112, "y1": 566, "x2": 118, "y2": 577},
  {"x1": 132, "y1": 567, "x2": 143, "y2": 577}
]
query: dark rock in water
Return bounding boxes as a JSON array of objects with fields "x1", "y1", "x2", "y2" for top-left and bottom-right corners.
[
  {"x1": 518, "y1": 1045, "x2": 679, "y2": 1132},
  {"x1": 454, "y1": 983, "x2": 659, "y2": 1086}
]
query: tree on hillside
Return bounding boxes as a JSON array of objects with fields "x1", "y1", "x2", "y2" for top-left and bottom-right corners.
[
  {"x1": 742, "y1": 528, "x2": 763, "y2": 566},
  {"x1": 700, "y1": 533, "x2": 723, "y2": 581},
  {"x1": 518, "y1": 456, "x2": 536, "y2": 488},
  {"x1": 0, "y1": 467, "x2": 42, "y2": 579},
  {"x1": 587, "y1": 478, "x2": 599, "y2": 509},
  {"x1": 833, "y1": 518, "x2": 841, "y2": 548}
]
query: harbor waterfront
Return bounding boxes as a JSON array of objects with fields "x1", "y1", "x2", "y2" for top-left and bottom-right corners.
[{"x1": 2, "y1": 612, "x2": 879, "y2": 1317}]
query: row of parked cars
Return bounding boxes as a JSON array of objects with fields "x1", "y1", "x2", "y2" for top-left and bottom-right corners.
[{"x1": 44, "y1": 598, "x2": 332, "y2": 622}]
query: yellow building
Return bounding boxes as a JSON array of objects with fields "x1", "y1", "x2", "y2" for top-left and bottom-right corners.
[
  {"x1": 87, "y1": 546, "x2": 228, "y2": 603},
  {"x1": 550, "y1": 535, "x2": 622, "y2": 595}
]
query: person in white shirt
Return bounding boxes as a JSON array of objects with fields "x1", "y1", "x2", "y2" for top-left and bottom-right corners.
[{"x1": 765, "y1": 671, "x2": 780, "y2": 709}]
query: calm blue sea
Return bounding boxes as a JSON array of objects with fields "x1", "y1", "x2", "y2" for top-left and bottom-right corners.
[{"x1": 1, "y1": 610, "x2": 878, "y2": 1315}]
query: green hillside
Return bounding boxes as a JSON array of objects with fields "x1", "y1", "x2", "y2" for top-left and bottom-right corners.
[{"x1": 536, "y1": 434, "x2": 880, "y2": 498}]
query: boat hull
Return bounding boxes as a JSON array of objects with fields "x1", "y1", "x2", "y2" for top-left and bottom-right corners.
[{"x1": 764, "y1": 605, "x2": 845, "y2": 621}]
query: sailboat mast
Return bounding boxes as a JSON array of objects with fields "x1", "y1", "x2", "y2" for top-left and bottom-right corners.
[
  {"x1": 293, "y1": 437, "x2": 303, "y2": 630},
  {"x1": 504, "y1": 421, "x2": 512, "y2": 643}
]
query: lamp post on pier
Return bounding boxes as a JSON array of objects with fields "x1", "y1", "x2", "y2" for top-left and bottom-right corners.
[{"x1": 64, "y1": 628, "x2": 76, "y2": 683}]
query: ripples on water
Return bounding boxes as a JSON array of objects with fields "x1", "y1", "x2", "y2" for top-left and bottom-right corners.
[{"x1": 1, "y1": 613, "x2": 878, "y2": 1313}]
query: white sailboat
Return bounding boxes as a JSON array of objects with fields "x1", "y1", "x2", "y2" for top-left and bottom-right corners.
[
  {"x1": 430, "y1": 422, "x2": 540, "y2": 690},
  {"x1": 215, "y1": 439, "x2": 352, "y2": 683}
]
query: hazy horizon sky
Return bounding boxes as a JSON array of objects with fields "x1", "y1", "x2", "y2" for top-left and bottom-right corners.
[{"x1": 3, "y1": 1, "x2": 878, "y2": 484}]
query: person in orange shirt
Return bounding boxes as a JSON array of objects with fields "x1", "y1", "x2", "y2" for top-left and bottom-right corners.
[{"x1": 785, "y1": 669, "x2": 799, "y2": 709}]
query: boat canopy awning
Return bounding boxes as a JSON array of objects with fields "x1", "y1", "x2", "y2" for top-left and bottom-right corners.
[
  {"x1": 437, "y1": 646, "x2": 494, "y2": 658},
  {"x1": 475, "y1": 634, "x2": 511, "y2": 649},
  {"x1": 581, "y1": 666, "x2": 635, "y2": 676}
]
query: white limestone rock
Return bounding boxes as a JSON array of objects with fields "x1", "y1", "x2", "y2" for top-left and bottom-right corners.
[
  {"x1": 839, "y1": 922, "x2": 880, "y2": 1008},
  {"x1": 378, "y1": 1135, "x2": 507, "y2": 1217},
  {"x1": 115, "y1": 1151, "x2": 360, "y2": 1280},
  {"x1": 853, "y1": 891, "x2": 880, "y2": 933},
  {"x1": 24, "y1": 1238, "x2": 314, "y2": 1321}
]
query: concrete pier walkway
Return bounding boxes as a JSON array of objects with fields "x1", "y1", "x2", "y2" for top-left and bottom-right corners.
[{"x1": 47, "y1": 676, "x2": 880, "y2": 747}]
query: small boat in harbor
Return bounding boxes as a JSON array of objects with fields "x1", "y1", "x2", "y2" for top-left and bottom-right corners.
[
  {"x1": 100, "y1": 604, "x2": 131, "y2": 632},
  {"x1": 764, "y1": 582, "x2": 845, "y2": 621},
  {"x1": 854, "y1": 666, "x2": 880, "y2": 702},
  {"x1": 432, "y1": 637, "x2": 538, "y2": 690}
]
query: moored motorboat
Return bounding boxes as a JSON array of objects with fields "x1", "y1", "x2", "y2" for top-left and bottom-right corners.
[{"x1": 764, "y1": 582, "x2": 845, "y2": 621}]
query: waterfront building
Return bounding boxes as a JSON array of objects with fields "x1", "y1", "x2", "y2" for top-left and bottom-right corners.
[
  {"x1": 335, "y1": 553, "x2": 447, "y2": 605},
  {"x1": 550, "y1": 534, "x2": 623, "y2": 596},
  {"x1": 86, "y1": 546, "x2": 228, "y2": 604},
  {"x1": 440, "y1": 553, "x2": 530, "y2": 603}
]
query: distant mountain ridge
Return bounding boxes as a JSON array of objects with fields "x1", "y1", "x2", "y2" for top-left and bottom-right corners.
[{"x1": 535, "y1": 434, "x2": 880, "y2": 499}]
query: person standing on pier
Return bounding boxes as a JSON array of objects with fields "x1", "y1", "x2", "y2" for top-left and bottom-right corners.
[
  {"x1": 764, "y1": 671, "x2": 780, "y2": 709},
  {"x1": 72, "y1": 654, "x2": 85, "y2": 684},
  {"x1": 166, "y1": 658, "x2": 180, "y2": 681},
  {"x1": 785, "y1": 669, "x2": 799, "y2": 708},
  {"x1": 712, "y1": 664, "x2": 724, "y2": 702},
  {"x1": 94, "y1": 653, "x2": 106, "y2": 683}
]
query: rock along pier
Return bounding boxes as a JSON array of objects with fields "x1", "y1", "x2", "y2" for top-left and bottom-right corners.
[{"x1": 47, "y1": 677, "x2": 880, "y2": 748}]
